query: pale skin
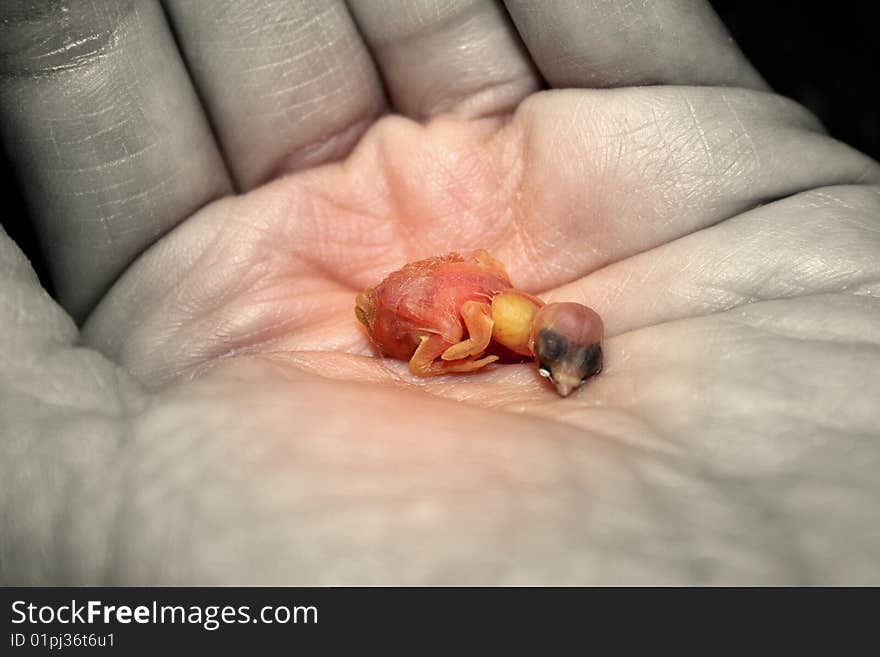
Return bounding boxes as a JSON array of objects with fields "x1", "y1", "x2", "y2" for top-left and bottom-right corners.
[{"x1": 1, "y1": 1, "x2": 879, "y2": 584}]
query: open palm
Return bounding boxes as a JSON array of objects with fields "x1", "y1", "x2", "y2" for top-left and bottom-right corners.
[{"x1": 2, "y1": 1, "x2": 879, "y2": 584}]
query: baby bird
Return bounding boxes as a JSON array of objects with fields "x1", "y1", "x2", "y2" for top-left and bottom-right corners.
[{"x1": 355, "y1": 250, "x2": 603, "y2": 397}]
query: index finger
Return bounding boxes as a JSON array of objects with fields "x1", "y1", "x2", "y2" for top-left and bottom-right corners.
[{"x1": 0, "y1": 1, "x2": 232, "y2": 321}]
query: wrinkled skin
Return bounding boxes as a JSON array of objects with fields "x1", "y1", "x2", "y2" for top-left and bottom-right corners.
[{"x1": 2, "y1": 1, "x2": 880, "y2": 584}]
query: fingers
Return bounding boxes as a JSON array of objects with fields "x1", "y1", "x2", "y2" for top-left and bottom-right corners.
[
  {"x1": 504, "y1": 0, "x2": 767, "y2": 89},
  {"x1": 0, "y1": 1, "x2": 232, "y2": 321},
  {"x1": 348, "y1": 0, "x2": 541, "y2": 119},
  {"x1": 162, "y1": 0, "x2": 386, "y2": 189},
  {"x1": 502, "y1": 87, "x2": 880, "y2": 290},
  {"x1": 551, "y1": 184, "x2": 880, "y2": 337}
]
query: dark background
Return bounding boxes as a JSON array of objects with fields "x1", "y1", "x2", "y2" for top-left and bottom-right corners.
[
  {"x1": 710, "y1": 0, "x2": 878, "y2": 161},
  {"x1": 2, "y1": 2, "x2": 878, "y2": 297}
]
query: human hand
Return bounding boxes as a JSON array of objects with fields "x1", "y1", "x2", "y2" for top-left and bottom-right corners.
[{"x1": 2, "y1": 1, "x2": 878, "y2": 584}]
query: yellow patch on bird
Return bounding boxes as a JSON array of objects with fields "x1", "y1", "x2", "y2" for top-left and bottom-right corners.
[{"x1": 490, "y1": 291, "x2": 541, "y2": 355}]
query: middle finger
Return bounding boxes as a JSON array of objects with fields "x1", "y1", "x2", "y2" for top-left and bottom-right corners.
[
  {"x1": 349, "y1": 0, "x2": 542, "y2": 120},
  {"x1": 163, "y1": 0, "x2": 386, "y2": 189}
]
